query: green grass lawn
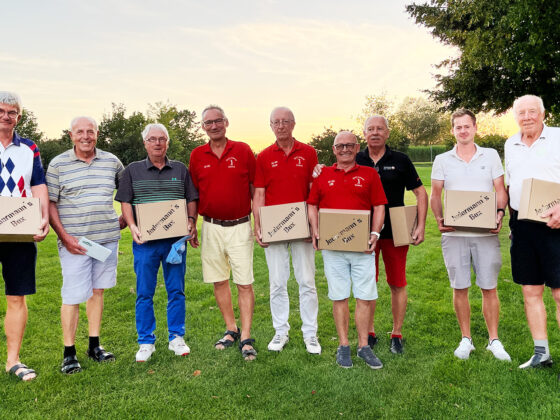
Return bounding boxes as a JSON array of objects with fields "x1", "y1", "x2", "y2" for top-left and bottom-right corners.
[{"x1": 1, "y1": 165, "x2": 559, "y2": 419}]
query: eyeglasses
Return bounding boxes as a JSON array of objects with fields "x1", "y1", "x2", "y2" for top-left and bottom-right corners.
[
  {"x1": 334, "y1": 143, "x2": 358, "y2": 151},
  {"x1": 145, "y1": 137, "x2": 168, "y2": 144},
  {"x1": 202, "y1": 118, "x2": 225, "y2": 127},
  {"x1": 270, "y1": 120, "x2": 294, "y2": 127},
  {"x1": 0, "y1": 109, "x2": 19, "y2": 119}
]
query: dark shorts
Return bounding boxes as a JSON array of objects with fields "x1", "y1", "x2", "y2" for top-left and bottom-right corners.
[
  {"x1": 0, "y1": 242, "x2": 37, "y2": 296},
  {"x1": 510, "y1": 211, "x2": 560, "y2": 288},
  {"x1": 375, "y1": 239, "x2": 409, "y2": 287}
]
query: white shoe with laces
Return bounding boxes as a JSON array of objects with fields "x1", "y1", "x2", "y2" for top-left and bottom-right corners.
[
  {"x1": 268, "y1": 334, "x2": 289, "y2": 351},
  {"x1": 136, "y1": 344, "x2": 156, "y2": 362},
  {"x1": 486, "y1": 339, "x2": 511, "y2": 361},
  {"x1": 168, "y1": 336, "x2": 190, "y2": 356},
  {"x1": 454, "y1": 337, "x2": 475, "y2": 360},
  {"x1": 304, "y1": 336, "x2": 322, "y2": 354}
]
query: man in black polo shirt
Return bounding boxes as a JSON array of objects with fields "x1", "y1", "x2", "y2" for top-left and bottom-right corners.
[
  {"x1": 357, "y1": 115, "x2": 428, "y2": 354},
  {"x1": 116, "y1": 123, "x2": 199, "y2": 362}
]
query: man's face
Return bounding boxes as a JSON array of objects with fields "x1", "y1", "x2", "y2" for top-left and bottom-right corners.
[
  {"x1": 515, "y1": 97, "x2": 545, "y2": 134},
  {"x1": 452, "y1": 115, "x2": 477, "y2": 145},
  {"x1": 270, "y1": 109, "x2": 295, "y2": 142},
  {"x1": 333, "y1": 133, "x2": 359, "y2": 165},
  {"x1": 144, "y1": 127, "x2": 169, "y2": 160},
  {"x1": 70, "y1": 118, "x2": 98, "y2": 154},
  {"x1": 0, "y1": 103, "x2": 21, "y2": 132},
  {"x1": 201, "y1": 109, "x2": 228, "y2": 141},
  {"x1": 364, "y1": 117, "x2": 389, "y2": 148}
]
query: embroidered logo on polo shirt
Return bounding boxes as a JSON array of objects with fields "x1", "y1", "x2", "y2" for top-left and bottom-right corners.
[
  {"x1": 328, "y1": 179, "x2": 335, "y2": 187},
  {"x1": 383, "y1": 166, "x2": 395, "y2": 170},
  {"x1": 480, "y1": 166, "x2": 485, "y2": 170},
  {"x1": 293, "y1": 156, "x2": 305, "y2": 167},
  {"x1": 353, "y1": 176, "x2": 365, "y2": 187},
  {"x1": 271, "y1": 161, "x2": 278, "y2": 168},
  {"x1": 226, "y1": 157, "x2": 237, "y2": 168},
  {"x1": 203, "y1": 164, "x2": 211, "y2": 169}
]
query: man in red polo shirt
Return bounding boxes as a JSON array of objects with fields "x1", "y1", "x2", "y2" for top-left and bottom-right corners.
[
  {"x1": 189, "y1": 105, "x2": 257, "y2": 361},
  {"x1": 308, "y1": 131, "x2": 387, "y2": 369},
  {"x1": 253, "y1": 106, "x2": 321, "y2": 354}
]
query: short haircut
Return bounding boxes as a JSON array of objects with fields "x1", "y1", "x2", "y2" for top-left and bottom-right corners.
[
  {"x1": 0, "y1": 91, "x2": 22, "y2": 115},
  {"x1": 333, "y1": 130, "x2": 358, "y2": 145},
  {"x1": 201, "y1": 105, "x2": 227, "y2": 121},
  {"x1": 142, "y1": 123, "x2": 170, "y2": 141},
  {"x1": 270, "y1": 106, "x2": 295, "y2": 122},
  {"x1": 70, "y1": 116, "x2": 98, "y2": 132},
  {"x1": 513, "y1": 95, "x2": 545, "y2": 114},
  {"x1": 451, "y1": 109, "x2": 476, "y2": 127},
  {"x1": 364, "y1": 115, "x2": 389, "y2": 130}
]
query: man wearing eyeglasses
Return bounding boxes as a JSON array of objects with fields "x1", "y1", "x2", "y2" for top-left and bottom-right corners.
[
  {"x1": 116, "y1": 123, "x2": 198, "y2": 362},
  {"x1": 307, "y1": 131, "x2": 387, "y2": 368},
  {"x1": 253, "y1": 107, "x2": 321, "y2": 354},
  {"x1": 189, "y1": 105, "x2": 257, "y2": 361},
  {"x1": 0, "y1": 91, "x2": 49, "y2": 382}
]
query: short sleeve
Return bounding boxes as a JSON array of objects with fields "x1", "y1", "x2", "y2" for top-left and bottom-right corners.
[
  {"x1": 115, "y1": 165, "x2": 134, "y2": 203},
  {"x1": 184, "y1": 168, "x2": 199, "y2": 202},
  {"x1": 490, "y1": 149, "x2": 505, "y2": 179},
  {"x1": 46, "y1": 161, "x2": 60, "y2": 202},
  {"x1": 431, "y1": 155, "x2": 445, "y2": 181},
  {"x1": 30, "y1": 143, "x2": 46, "y2": 186},
  {"x1": 403, "y1": 156, "x2": 423, "y2": 190},
  {"x1": 247, "y1": 146, "x2": 257, "y2": 184},
  {"x1": 307, "y1": 177, "x2": 320, "y2": 206},
  {"x1": 370, "y1": 170, "x2": 388, "y2": 206},
  {"x1": 254, "y1": 154, "x2": 266, "y2": 188}
]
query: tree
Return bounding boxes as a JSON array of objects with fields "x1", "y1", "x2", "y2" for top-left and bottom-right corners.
[
  {"x1": 406, "y1": 0, "x2": 560, "y2": 118},
  {"x1": 356, "y1": 92, "x2": 395, "y2": 128},
  {"x1": 393, "y1": 97, "x2": 448, "y2": 145},
  {"x1": 16, "y1": 108, "x2": 44, "y2": 143},
  {"x1": 309, "y1": 128, "x2": 364, "y2": 165}
]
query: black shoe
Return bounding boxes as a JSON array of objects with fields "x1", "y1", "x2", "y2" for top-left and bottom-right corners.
[
  {"x1": 390, "y1": 337, "x2": 404, "y2": 354},
  {"x1": 518, "y1": 353, "x2": 553, "y2": 369},
  {"x1": 336, "y1": 345, "x2": 353, "y2": 368},
  {"x1": 357, "y1": 346, "x2": 383, "y2": 369},
  {"x1": 87, "y1": 346, "x2": 115, "y2": 362},
  {"x1": 368, "y1": 334, "x2": 378, "y2": 349},
  {"x1": 61, "y1": 355, "x2": 82, "y2": 375}
]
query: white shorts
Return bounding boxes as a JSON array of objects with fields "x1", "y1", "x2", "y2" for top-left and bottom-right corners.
[
  {"x1": 201, "y1": 220, "x2": 254, "y2": 285},
  {"x1": 321, "y1": 250, "x2": 377, "y2": 301},
  {"x1": 58, "y1": 241, "x2": 118, "y2": 304}
]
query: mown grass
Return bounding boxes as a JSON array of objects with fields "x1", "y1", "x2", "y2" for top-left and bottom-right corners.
[{"x1": 1, "y1": 165, "x2": 559, "y2": 419}]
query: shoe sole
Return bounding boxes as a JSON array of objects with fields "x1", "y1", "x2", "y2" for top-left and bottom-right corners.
[
  {"x1": 337, "y1": 363, "x2": 353, "y2": 368},
  {"x1": 519, "y1": 359, "x2": 553, "y2": 369},
  {"x1": 169, "y1": 350, "x2": 190, "y2": 356}
]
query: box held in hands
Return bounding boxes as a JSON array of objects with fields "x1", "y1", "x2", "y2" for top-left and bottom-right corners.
[
  {"x1": 259, "y1": 201, "x2": 310, "y2": 243},
  {"x1": 389, "y1": 205, "x2": 418, "y2": 247},
  {"x1": 518, "y1": 178, "x2": 560, "y2": 223},
  {"x1": 0, "y1": 197, "x2": 41, "y2": 242},
  {"x1": 319, "y1": 209, "x2": 371, "y2": 252},
  {"x1": 135, "y1": 199, "x2": 189, "y2": 242},
  {"x1": 444, "y1": 190, "x2": 496, "y2": 230}
]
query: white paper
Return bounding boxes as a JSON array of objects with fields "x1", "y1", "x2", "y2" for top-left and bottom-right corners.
[{"x1": 78, "y1": 237, "x2": 112, "y2": 262}]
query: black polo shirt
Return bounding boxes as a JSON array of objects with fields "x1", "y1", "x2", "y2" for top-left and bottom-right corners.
[{"x1": 356, "y1": 146, "x2": 422, "y2": 239}]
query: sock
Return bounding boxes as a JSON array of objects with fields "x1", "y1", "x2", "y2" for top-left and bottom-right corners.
[
  {"x1": 89, "y1": 336, "x2": 100, "y2": 350},
  {"x1": 64, "y1": 345, "x2": 76, "y2": 358},
  {"x1": 391, "y1": 334, "x2": 403, "y2": 339},
  {"x1": 534, "y1": 339, "x2": 550, "y2": 357}
]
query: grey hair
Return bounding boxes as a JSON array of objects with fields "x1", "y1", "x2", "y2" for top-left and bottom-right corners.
[
  {"x1": 70, "y1": 116, "x2": 98, "y2": 131},
  {"x1": 513, "y1": 95, "x2": 545, "y2": 115},
  {"x1": 142, "y1": 123, "x2": 170, "y2": 142},
  {"x1": 364, "y1": 115, "x2": 389, "y2": 130},
  {"x1": 333, "y1": 130, "x2": 358, "y2": 145},
  {"x1": 201, "y1": 105, "x2": 227, "y2": 121},
  {"x1": 0, "y1": 91, "x2": 22, "y2": 115},
  {"x1": 270, "y1": 106, "x2": 295, "y2": 122}
]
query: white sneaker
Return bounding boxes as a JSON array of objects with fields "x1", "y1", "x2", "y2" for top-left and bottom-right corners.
[
  {"x1": 168, "y1": 336, "x2": 190, "y2": 356},
  {"x1": 486, "y1": 339, "x2": 511, "y2": 361},
  {"x1": 304, "y1": 336, "x2": 322, "y2": 354},
  {"x1": 268, "y1": 334, "x2": 289, "y2": 351},
  {"x1": 136, "y1": 344, "x2": 156, "y2": 362},
  {"x1": 454, "y1": 337, "x2": 475, "y2": 360}
]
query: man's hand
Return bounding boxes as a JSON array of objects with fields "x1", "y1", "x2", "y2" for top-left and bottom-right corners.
[
  {"x1": 311, "y1": 230, "x2": 319, "y2": 250},
  {"x1": 489, "y1": 212, "x2": 504, "y2": 234},
  {"x1": 411, "y1": 225, "x2": 425, "y2": 245},
  {"x1": 129, "y1": 224, "x2": 144, "y2": 245},
  {"x1": 188, "y1": 220, "x2": 199, "y2": 248},
  {"x1": 33, "y1": 217, "x2": 50, "y2": 242},
  {"x1": 254, "y1": 224, "x2": 268, "y2": 248},
  {"x1": 542, "y1": 204, "x2": 560, "y2": 229},
  {"x1": 118, "y1": 215, "x2": 127, "y2": 230},
  {"x1": 436, "y1": 217, "x2": 455, "y2": 233},
  {"x1": 366, "y1": 234, "x2": 378, "y2": 254},
  {"x1": 312, "y1": 163, "x2": 326, "y2": 178},
  {"x1": 62, "y1": 234, "x2": 87, "y2": 255}
]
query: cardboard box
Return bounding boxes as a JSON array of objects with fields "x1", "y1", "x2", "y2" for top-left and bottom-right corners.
[
  {"x1": 389, "y1": 205, "x2": 418, "y2": 247},
  {"x1": 259, "y1": 202, "x2": 310, "y2": 243},
  {"x1": 319, "y1": 209, "x2": 371, "y2": 252},
  {"x1": 0, "y1": 197, "x2": 41, "y2": 242},
  {"x1": 135, "y1": 199, "x2": 189, "y2": 241},
  {"x1": 518, "y1": 178, "x2": 560, "y2": 223},
  {"x1": 444, "y1": 190, "x2": 497, "y2": 230}
]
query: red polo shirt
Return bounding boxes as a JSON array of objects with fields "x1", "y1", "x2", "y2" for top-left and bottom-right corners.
[
  {"x1": 254, "y1": 139, "x2": 318, "y2": 205},
  {"x1": 189, "y1": 139, "x2": 256, "y2": 220},
  {"x1": 307, "y1": 163, "x2": 387, "y2": 210}
]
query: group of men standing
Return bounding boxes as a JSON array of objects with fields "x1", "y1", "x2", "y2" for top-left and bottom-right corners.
[{"x1": 1, "y1": 90, "x2": 559, "y2": 380}]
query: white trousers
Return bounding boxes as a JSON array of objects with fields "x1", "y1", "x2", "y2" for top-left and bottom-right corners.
[{"x1": 264, "y1": 240, "x2": 318, "y2": 338}]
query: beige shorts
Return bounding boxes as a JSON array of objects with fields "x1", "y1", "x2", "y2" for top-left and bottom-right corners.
[{"x1": 201, "y1": 220, "x2": 254, "y2": 285}]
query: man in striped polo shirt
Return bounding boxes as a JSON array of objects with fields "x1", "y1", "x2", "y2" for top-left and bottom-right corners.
[
  {"x1": 48, "y1": 116, "x2": 125, "y2": 374},
  {"x1": 116, "y1": 123, "x2": 199, "y2": 363}
]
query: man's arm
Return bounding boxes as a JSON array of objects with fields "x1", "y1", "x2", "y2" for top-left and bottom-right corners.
[
  {"x1": 307, "y1": 203, "x2": 319, "y2": 250},
  {"x1": 187, "y1": 200, "x2": 199, "y2": 248},
  {"x1": 31, "y1": 184, "x2": 50, "y2": 242},
  {"x1": 490, "y1": 175, "x2": 508, "y2": 233},
  {"x1": 367, "y1": 204, "x2": 385, "y2": 253},
  {"x1": 252, "y1": 187, "x2": 268, "y2": 248},
  {"x1": 430, "y1": 180, "x2": 455, "y2": 233},
  {"x1": 48, "y1": 201, "x2": 87, "y2": 254},
  {"x1": 121, "y1": 202, "x2": 143, "y2": 245},
  {"x1": 411, "y1": 185, "x2": 428, "y2": 245}
]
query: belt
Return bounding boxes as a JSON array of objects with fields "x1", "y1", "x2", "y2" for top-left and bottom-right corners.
[{"x1": 203, "y1": 215, "x2": 250, "y2": 227}]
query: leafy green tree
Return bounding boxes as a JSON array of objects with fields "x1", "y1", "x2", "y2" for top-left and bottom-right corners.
[
  {"x1": 309, "y1": 128, "x2": 364, "y2": 165},
  {"x1": 406, "y1": 0, "x2": 560, "y2": 117},
  {"x1": 393, "y1": 97, "x2": 448, "y2": 145},
  {"x1": 16, "y1": 108, "x2": 44, "y2": 143}
]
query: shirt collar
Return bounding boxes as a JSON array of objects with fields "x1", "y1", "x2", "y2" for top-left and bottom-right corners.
[
  {"x1": 203, "y1": 138, "x2": 233, "y2": 156},
  {"x1": 11, "y1": 131, "x2": 22, "y2": 146},
  {"x1": 69, "y1": 146, "x2": 98, "y2": 162},
  {"x1": 145, "y1": 156, "x2": 171, "y2": 169},
  {"x1": 272, "y1": 138, "x2": 300, "y2": 154},
  {"x1": 333, "y1": 162, "x2": 359, "y2": 173},
  {"x1": 512, "y1": 123, "x2": 548, "y2": 145},
  {"x1": 450, "y1": 143, "x2": 483, "y2": 161}
]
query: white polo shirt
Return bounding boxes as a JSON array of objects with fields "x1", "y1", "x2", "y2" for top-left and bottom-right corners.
[
  {"x1": 505, "y1": 125, "x2": 560, "y2": 210},
  {"x1": 431, "y1": 144, "x2": 504, "y2": 237}
]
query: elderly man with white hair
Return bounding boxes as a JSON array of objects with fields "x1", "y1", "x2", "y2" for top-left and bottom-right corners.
[
  {"x1": 47, "y1": 116, "x2": 125, "y2": 374},
  {"x1": 0, "y1": 91, "x2": 49, "y2": 381},
  {"x1": 505, "y1": 95, "x2": 560, "y2": 373},
  {"x1": 116, "y1": 123, "x2": 199, "y2": 362}
]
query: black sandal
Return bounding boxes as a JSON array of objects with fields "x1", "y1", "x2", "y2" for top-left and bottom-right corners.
[
  {"x1": 87, "y1": 346, "x2": 115, "y2": 362},
  {"x1": 239, "y1": 338, "x2": 257, "y2": 361},
  {"x1": 61, "y1": 355, "x2": 82, "y2": 375},
  {"x1": 8, "y1": 363, "x2": 36, "y2": 381},
  {"x1": 215, "y1": 329, "x2": 240, "y2": 349}
]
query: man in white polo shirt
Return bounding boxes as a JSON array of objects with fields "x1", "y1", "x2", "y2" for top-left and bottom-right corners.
[
  {"x1": 430, "y1": 109, "x2": 510, "y2": 361},
  {"x1": 505, "y1": 95, "x2": 560, "y2": 371}
]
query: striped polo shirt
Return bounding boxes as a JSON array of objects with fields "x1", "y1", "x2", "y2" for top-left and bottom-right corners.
[{"x1": 46, "y1": 148, "x2": 124, "y2": 244}]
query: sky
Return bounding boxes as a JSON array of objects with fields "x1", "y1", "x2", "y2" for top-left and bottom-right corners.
[{"x1": 4, "y1": 0, "x2": 516, "y2": 151}]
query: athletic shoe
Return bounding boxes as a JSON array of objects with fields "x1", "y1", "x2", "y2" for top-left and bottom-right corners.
[
  {"x1": 304, "y1": 336, "x2": 322, "y2": 354},
  {"x1": 136, "y1": 344, "x2": 156, "y2": 362},
  {"x1": 454, "y1": 337, "x2": 475, "y2": 360},
  {"x1": 268, "y1": 334, "x2": 289, "y2": 352},
  {"x1": 519, "y1": 353, "x2": 553, "y2": 369},
  {"x1": 336, "y1": 345, "x2": 353, "y2": 368},
  {"x1": 390, "y1": 337, "x2": 404, "y2": 354},
  {"x1": 169, "y1": 336, "x2": 190, "y2": 356},
  {"x1": 357, "y1": 346, "x2": 383, "y2": 369},
  {"x1": 368, "y1": 334, "x2": 378, "y2": 348},
  {"x1": 486, "y1": 339, "x2": 511, "y2": 361}
]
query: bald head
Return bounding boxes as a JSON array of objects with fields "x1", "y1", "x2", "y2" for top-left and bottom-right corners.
[
  {"x1": 333, "y1": 130, "x2": 358, "y2": 145},
  {"x1": 270, "y1": 106, "x2": 295, "y2": 122}
]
